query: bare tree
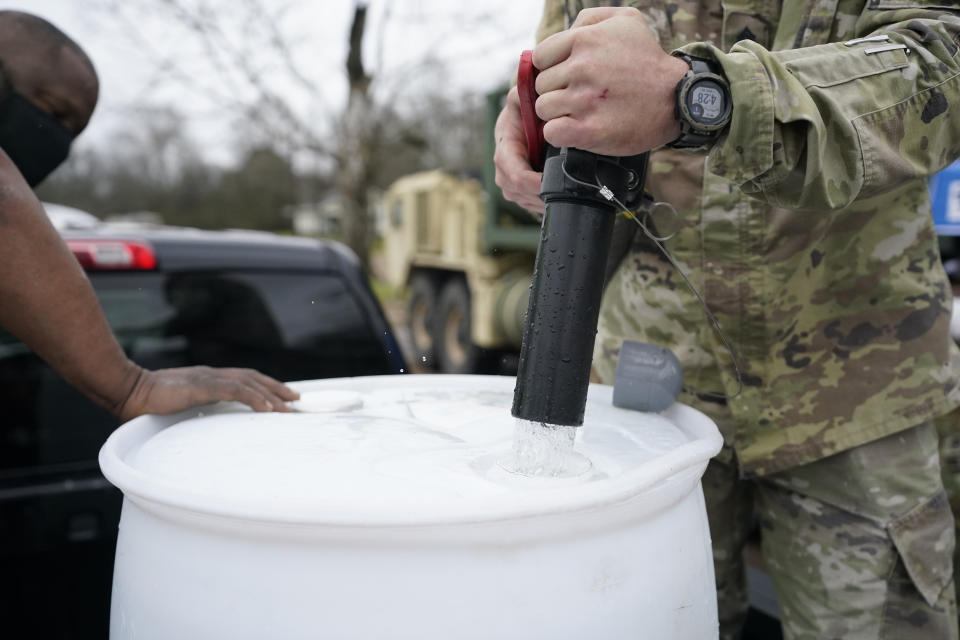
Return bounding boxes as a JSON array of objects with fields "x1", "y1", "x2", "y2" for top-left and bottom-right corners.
[
  {"x1": 85, "y1": 0, "x2": 510, "y2": 267},
  {"x1": 337, "y1": 3, "x2": 375, "y2": 266}
]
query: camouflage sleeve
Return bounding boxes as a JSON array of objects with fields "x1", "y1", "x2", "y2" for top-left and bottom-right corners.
[
  {"x1": 679, "y1": 9, "x2": 960, "y2": 210},
  {"x1": 536, "y1": 0, "x2": 566, "y2": 43}
]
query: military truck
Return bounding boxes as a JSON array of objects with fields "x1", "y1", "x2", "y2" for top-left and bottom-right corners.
[
  {"x1": 381, "y1": 93, "x2": 541, "y2": 373},
  {"x1": 382, "y1": 91, "x2": 960, "y2": 374}
]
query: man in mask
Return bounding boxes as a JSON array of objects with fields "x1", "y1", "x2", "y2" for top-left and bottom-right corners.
[{"x1": 0, "y1": 10, "x2": 299, "y2": 420}]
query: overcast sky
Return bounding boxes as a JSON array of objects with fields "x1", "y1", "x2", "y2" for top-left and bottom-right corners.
[{"x1": 4, "y1": 0, "x2": 543, "y2": 164}]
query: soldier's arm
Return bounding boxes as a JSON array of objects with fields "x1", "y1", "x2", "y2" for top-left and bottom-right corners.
[{"x1": 681, "y1": 8, "x2": 960, "y2": 210}]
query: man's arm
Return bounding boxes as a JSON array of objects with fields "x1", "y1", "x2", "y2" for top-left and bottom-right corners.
[
  {"x1": 681, "y1": 7, "x2": 960, "y2": 210},
  {"x1": 0, "y1": 151, "x2": 298, "y2": 421},
  {"x1": 523, "y1": 6, "x2": 960, "y2": 211}
]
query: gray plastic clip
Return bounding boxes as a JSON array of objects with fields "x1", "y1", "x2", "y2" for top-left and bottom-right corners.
[{"x1": 612, "y1": 341, "x2": 684, "y2": 413}]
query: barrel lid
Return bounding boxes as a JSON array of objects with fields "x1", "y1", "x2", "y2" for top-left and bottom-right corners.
[{"x1": 100, "y1": 375, "x2": 721, "y2": 526}]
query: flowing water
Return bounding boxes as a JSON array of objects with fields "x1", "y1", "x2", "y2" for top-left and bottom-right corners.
[{"x1": 499, "y1": 418, "x2": 592, "y2": 478}]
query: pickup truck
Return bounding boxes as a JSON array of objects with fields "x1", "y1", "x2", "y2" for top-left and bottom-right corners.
[{"x1": 0, "y1": 215, "x2": 406, "y2": 639}]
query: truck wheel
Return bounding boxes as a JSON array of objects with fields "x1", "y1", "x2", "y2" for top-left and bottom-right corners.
[
  {"x1": 407, "y1": 275, "x2": 438, "y2": 369},
  {"x1": 435, "y1": 279, "x2": 477, "y2": 374}
]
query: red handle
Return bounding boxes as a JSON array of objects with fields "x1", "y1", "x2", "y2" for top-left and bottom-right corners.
[{"x1": 517, "y1": 50, "x2": 546, "y2": 172}]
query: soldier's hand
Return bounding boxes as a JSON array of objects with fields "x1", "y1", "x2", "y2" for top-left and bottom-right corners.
[
  {"x1": 494, "y1": 86, "x2": 545, "y2": 213},
  {"x1": 533, "y1": 7, "x2": 688, "y2": 156},
  {"x1": 117, "y1": 366, "x2": 301, "y2": 422}
]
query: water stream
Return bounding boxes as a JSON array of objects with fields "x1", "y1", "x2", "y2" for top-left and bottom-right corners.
[{"x1": 500, "y1": 418, "x2": 592, "y2": 478}]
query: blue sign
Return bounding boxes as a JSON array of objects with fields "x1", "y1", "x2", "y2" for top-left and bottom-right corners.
[{"x1": 931, "y1": 159, "x2": 960, "y2": 236}]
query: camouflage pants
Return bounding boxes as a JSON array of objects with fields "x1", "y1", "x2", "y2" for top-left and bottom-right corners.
[
  {"x1": 704, "y1": 421, "x2": 958, "y2": 640},
  {"x1": 938, "y1": 409, "x2": 960, "y2": 608}
]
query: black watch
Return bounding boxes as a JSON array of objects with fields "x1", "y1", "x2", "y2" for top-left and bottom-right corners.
[{"x1": 668, "y1": 54, "x2": 732, "y2": 150}]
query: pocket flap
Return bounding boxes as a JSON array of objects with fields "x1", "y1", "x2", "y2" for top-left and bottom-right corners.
[
  {"x1": 888, "y1": 489, "x2": 956, "y2": 607},
  {"x1": 870, "y1": 1, "x2": 960, "y2": 8}
]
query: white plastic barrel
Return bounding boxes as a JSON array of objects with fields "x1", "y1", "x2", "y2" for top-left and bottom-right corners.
[{"x1": 100, "y1": 374, "x2": 723, "y2": 639}]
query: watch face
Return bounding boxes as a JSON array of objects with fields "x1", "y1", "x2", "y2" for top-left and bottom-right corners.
[{"x1": 686, "y1": 80, "x2": 725, "y2": 124}]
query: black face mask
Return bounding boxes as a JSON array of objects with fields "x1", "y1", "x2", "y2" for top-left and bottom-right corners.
[{"x1": 0, "y1": 92, "x2": 73, "y2": 187}]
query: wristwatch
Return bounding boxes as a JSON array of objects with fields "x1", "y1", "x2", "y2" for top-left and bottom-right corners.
[{"x1": 668, "y1": 54, "x2": 733, "y2": 149}]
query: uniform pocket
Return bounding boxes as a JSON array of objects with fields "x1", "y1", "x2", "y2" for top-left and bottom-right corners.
[
  {"x1": 781, "y1": 43, "x2": 909, "y2": 89},
  {"x1": 853, "y1": 82, "x2": 950, "y2": 196},
  {"x1": 869, "y1": 0, "x2": 960, "y2": 8},
  {"x1": 887, "y1": 489, "x2": 956, "y2": 607}
]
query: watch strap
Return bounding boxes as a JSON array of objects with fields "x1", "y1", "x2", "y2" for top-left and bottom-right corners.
[{"x1": 668, "y1": 54, "x2": 731, "y2": 150}]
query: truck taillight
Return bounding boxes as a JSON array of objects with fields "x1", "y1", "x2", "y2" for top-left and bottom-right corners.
[{"x1": 66, "y1": 240, "x2": 157, "y2": 270}]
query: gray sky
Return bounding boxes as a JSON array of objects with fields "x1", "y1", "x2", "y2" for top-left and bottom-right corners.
[{"x1": 4, "y1": 0, "x2": 543, "y2": 164}]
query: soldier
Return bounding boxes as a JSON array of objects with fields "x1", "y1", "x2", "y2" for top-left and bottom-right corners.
[{"x1": 495, "y1": 2, "x2": 960, "y2": 638}]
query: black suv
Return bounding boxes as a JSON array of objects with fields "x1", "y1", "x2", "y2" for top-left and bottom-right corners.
[{"x1": 0, "y1": 220, "x2": 406, "y2": 639}]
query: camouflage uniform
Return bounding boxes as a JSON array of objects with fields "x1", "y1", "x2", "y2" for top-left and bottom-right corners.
[
  {"x1": 938, "y1": 348, "x2": 960, "y2": 598},
  {"x1": 533, "y1": 1, "x2": 960, "y2": 637}
]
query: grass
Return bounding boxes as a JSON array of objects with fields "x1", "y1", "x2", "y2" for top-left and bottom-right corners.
[{"x1": 370, "y1": 276, "x2": 407, "y2": 305}]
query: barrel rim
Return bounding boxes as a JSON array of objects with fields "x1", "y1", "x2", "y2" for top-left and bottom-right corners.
[{"x1": 99, "y1": 374, "x2": 723, "y2": 529}]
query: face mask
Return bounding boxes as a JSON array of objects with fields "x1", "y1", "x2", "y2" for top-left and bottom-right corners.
[{"x1": 0, "y1": 91, "x2": 73, "y2": 187}]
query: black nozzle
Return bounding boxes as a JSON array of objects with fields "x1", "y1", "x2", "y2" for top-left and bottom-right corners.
[{"x1": 511, "y1": 147, "x2": 648, "y2": 427}]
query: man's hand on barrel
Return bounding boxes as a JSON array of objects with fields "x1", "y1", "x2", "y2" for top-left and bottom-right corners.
[
  {"x1": 117, "y1": 366, "x2": 301, "y2": 422},
  {"x1": 532, "y1": 7, "x2": 687, "y2": 157}
]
